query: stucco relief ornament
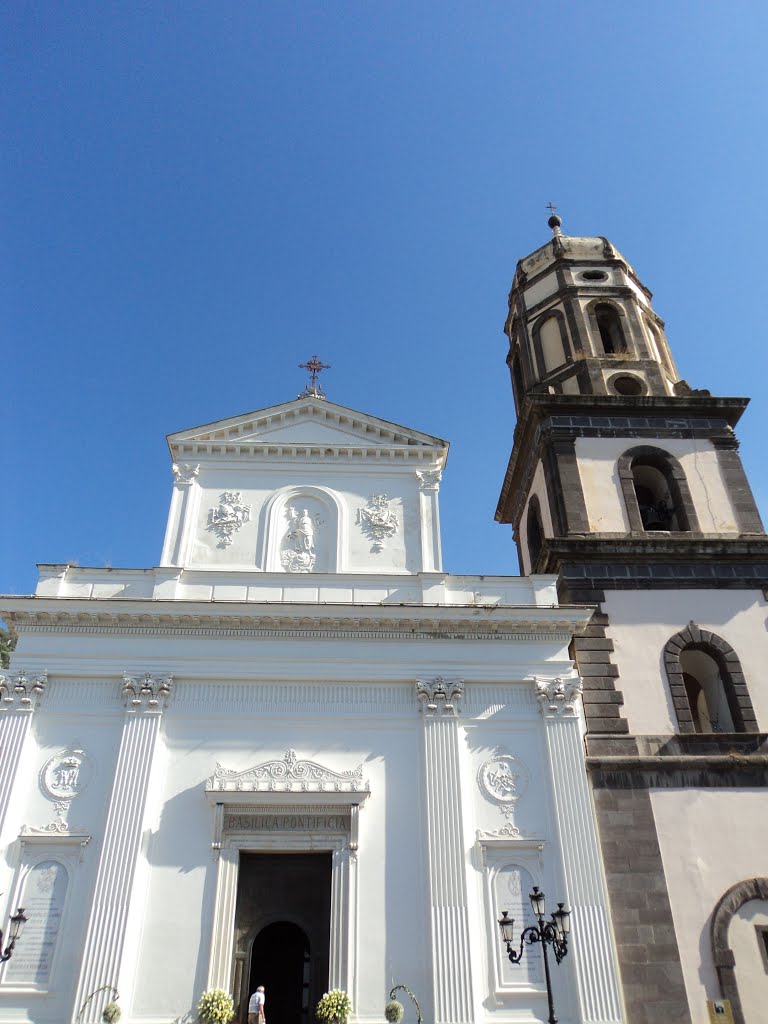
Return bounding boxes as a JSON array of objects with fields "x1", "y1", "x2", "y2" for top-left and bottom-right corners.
[
  {"x1": 208, "y1": 491, "x2": 252, "y2": 548},
  {"x1": 41, "y1": 744, "x2": 92, "y2": 804},
  {"x1": 416, "y1": 677, "x2": 463, "y2": 716},
  {"x1": 282, "y1": 507, "x2": 322, "y2": 573},
  {"x1": 357, "y1": 494, "x2": 398, "y2": 552},
  {"x1": 477, "y1": 751, "x2": 530, "y2": 837},
  {"x1": 534, "y1": 676, "x2": 583, "y2": 717},
  {"x1": 416, "y1": 470, "x2": 442, "y2": 491},
  {"x1": 0, "y1": 669, "x2": 47, "y2": 710},
  {"x1": 172, "y1": 462, "x2": 200, "y2": 485}
]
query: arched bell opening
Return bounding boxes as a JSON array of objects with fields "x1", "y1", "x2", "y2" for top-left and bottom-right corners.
[{"x1": 680, "y1": 648, "x2": 735, "y2": 733}]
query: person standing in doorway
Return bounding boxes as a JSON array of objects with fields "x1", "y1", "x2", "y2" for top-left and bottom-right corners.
[{"x1": 248, "y1": 985, "x2": 266, "y2": 1024}]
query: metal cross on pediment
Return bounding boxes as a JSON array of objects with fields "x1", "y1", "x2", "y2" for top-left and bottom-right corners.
[
  {"x1": 546, "y1": 201, "x2": 557, "y2": 217},
  {"x1": 298, "y1": 354, "x2": 331, "y2": 399}
]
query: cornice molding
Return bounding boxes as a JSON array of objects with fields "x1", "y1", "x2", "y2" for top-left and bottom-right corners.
[{"x1": 2, "y1": 605, "x2": 587, "y2": 640}]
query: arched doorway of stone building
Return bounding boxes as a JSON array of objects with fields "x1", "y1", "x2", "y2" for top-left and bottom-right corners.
[{"x1": 248, "y1": 921, "x2": 312, "y2": 1024}]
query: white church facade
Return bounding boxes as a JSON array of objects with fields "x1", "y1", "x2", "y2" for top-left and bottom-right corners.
[
  {"x1": 3, "y1": 218, "x2": 768, "y2": 1024},
  {"x1": 0, "y1": 392, "x2": 623, "y2": 1024}
]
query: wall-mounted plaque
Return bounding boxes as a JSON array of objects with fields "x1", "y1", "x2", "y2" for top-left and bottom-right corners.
[{"x1": 5, "y1": 860, "x2": 68, "y2": 985}]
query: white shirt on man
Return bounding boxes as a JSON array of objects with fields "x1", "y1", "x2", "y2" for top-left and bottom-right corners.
[{"x1": 248, "y1": 990, "x2": 265, "y2": 1014}]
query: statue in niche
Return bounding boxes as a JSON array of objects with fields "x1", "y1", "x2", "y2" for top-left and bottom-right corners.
[{"x1": 282, "y1": 507, "x2": 323, "y2": 573}]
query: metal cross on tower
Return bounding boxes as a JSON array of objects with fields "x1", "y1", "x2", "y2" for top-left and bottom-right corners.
[{"x1": 298, "y1": 354, "x2": 331, "y2": 399}]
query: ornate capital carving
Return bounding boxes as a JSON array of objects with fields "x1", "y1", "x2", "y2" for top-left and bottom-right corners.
[
  {"x1": 416, "y1": 676, "x2": 463, "y2": 717},
  {"x1": 171, "y1": 462, "x2": 200, "y2": 485},
  {"x1": 416, "y1": 470, "x2": 442, "y2": 492},
  {"x1": 0, "y1": 669, "x2": 47, "y2": 711},
  {"x1": 121, "y1": 672, "x2": 173, "y2": 711},
  {"x1": 534, "y1": 676, "x2": 582, "y2": 717}
]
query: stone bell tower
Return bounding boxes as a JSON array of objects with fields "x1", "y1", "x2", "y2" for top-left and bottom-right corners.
[{"x1": 496, "y1": 213, "x2": 768, "y2": 1024}]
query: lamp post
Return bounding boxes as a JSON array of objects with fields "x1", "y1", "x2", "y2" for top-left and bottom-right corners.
[
  {"x1": 0, "y1": 907, "x2": 28, "y2": 962},
  {"x1": 498, "y1": 886, "x2": 571, "y2": 1024}
]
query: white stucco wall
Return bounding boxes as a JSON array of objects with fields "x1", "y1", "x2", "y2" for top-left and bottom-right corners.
[
  {"x1": 575, "y1": 436, "x2": 741, "y2": 534},
  {"x1": 651, "y1": 789, "x2": 768, "y2": 1024},
  {"x1": 601, "y1": 588, "x2": 768, "y2": 735}
]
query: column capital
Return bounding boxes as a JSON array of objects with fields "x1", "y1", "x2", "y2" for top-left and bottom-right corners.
[
  {"x1": 416, "y1": 676, "x2": 463, "y2": 717},
  {"x1": 172, "y1": 462, "x2": 200, "y2": 486},
  {"x1": 416, "y1": 470, "x2": 442, "y2": 492},
  {"x1": 0, "y1": 669, "x2": 47, "y2": 711},
  {"x1": 121, "y1": 672, "x2": 173, "y2": 712},
  {"x1": 534, "y1": 676, "x2": 582, "y2": 717}
]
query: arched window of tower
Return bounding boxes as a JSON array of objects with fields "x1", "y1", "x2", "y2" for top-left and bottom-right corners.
[
  {"x1": 680, "y1": 649, "x2": 736, "y2": 733},
  {"x1": 646, "y1": 320, "x2": 675, "y2": 378},
  {"x1": 631, "y1": 462, "x2": 680, "y2": 530},
  {"x1": 536, "y1": 314, "x2": 566, "y2": 374},
  {"x1": 617, "y1": 446, "x2": 701, "y2": 533},
  {"x1": 664, "y1": 625, "x2": 759, "y2": 735},
  {"x1": 594, "y1": 303, "x2": 625, "y2": 355},
  {"x1": 526, "y1": 496, "x2": 544, "y2": 572},
  {"x1": 510, "y1": 355, "x2": 525, "y2": 412}
]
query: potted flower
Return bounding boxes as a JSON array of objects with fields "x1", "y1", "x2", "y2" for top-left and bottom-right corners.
[
  {"x1": 197, "y1": 988, "x2": 235, "y2": 1024},
  {"x1": 316, "y1": 988, "x2": 352, "y2": 1024}
]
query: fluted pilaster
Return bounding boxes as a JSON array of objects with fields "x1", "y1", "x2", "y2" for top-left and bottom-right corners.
[
  {"x1": 417, "y1": 678, "x2": 473, "y2": 1024},
  {"x1": 70, "y1": 674, "x2": 172, "y2": 1024},
  {"x1": 536, "y1": 677, "x2": 623, "y2": 1024},
  {"x1": 0, "y1": 671, "x2": 46, "y2": 836}
]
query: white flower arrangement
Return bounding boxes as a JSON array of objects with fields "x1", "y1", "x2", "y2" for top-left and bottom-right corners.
[
  {"x1": 102, "y1": 1003, "x2": 122, "y2": 1023},
  {"x1": 197, "y1": 988, "x2": 235, "y2": 1024},
  {"x1": 316, "y1": 988, "x2": 352, "y2": 1023}
]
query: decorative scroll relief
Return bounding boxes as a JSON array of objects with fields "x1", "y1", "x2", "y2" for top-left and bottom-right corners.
[
  {"x1": 416, "y1": 470, "x2": 442, "y2": 491},
  {"x1": 477, "y1": 751, "x2": 530, "y2": 837},
  {"x1": 171, "y1": 462, "x2": 200, "y2": 485},
  {"x1": 4, "y1": 860, "x2": 67, "y2": 985},
  {"x1": 356, "y1": 494, "x2": 398, "y2": 552},
  {"x1": 121, "y1": 672, "x2": 173, "y2": 711},
  {"x1": 416, "y1": 677, "x2": 463, "y2": 717},
  {"x1": 0, "y1": 670, "x2": 47, "y2": 710},
  {"x1": 207, "y1": 749, "x2": 368, "y2": 794},
  {"x1": 208, "y1": 491, "x2": 252, "y2": 548},
  {"x1": 282, "y1": 507, "x2": 322, "y2": 573},
  {"x1": 534, "y1": 676, "x2": 583, "y2": 717}
]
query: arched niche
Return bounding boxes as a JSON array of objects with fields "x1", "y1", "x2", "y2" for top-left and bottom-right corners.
[
  {"x1": 711, "y1": 878, "x2": 768, "y2": 1024},
  {"x1": 260, "y1": 485, "x2": 347, "y2": 573}
]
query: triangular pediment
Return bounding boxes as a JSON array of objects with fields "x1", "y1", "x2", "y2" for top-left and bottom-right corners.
[{"x1": 168, "y1": 397, "x2": 448, "y2": 452}]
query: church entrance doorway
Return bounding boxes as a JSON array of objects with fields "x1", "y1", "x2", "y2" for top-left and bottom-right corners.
[
  {"x1": 233, "y1": 852, "x2": 332, "y2": 1024},
  {"x1": 249, "y1": 922, "x2": 310, "y2": 1024}
]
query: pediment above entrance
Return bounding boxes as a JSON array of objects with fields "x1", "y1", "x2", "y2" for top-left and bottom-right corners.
[{"x1": 205, "y1": 749, "x2": 371, "y2": 806}]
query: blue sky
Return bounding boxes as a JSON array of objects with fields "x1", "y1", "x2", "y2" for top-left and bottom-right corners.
[{"x1": 3, "y1": 2, "x2": 768, "y2": 593}]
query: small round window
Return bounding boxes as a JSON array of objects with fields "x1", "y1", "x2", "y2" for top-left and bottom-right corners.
[
  {"x1": 611, "y1": 374, "x2": 645, "y2": 396},
  {"x1": 581, "y1": 270, "x2": 608, "y2": 281}
]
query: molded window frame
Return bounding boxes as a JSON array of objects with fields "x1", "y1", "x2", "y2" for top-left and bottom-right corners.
[
  {"x1": 663, "y1": 623, "x2": 759, "y2": 734},
  {"x1": 617, "y1": 445, "x2": 700, "y2": 534},
  {"x1": 585, "y1": 299, "x2": 628, "y2": 356},
  {"x1": 531, "y1": 309, "x2": 570, "y2": 377}
]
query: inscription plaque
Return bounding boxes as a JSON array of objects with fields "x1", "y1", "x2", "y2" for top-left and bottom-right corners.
[
  {"x1": 224, "y1": 813, "x2": 348, "y2": 833},
  {"x1": 5, "y1": 860, "x2": 67, "y2": 985}
]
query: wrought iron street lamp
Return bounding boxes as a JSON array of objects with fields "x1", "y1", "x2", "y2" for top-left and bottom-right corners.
[
  {"x1": 498, "y1": 886, "x2": 571, "y2": 1024},
  {"x1": 0, "y1": 907, "x2": 28, "y2": 962}
]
